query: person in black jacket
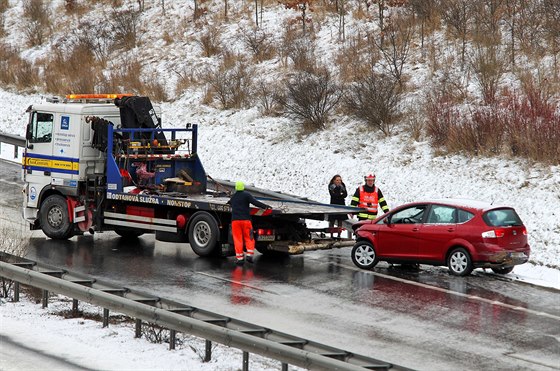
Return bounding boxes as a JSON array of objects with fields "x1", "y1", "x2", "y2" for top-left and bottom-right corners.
[
  {"x1": 328, "y1": 174, "x2": 347, "y2": 237},
  {"x1": 227, "y1": 181, "x2": 272, "y2": 265}
]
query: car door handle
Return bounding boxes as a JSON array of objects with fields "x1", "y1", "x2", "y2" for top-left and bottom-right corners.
[
  {"x1": 447, "y1": 228, "x2": 455, "y2": 232},
  {"x1": 412, "y1": 227, "x2": 419, "y2": 232}
]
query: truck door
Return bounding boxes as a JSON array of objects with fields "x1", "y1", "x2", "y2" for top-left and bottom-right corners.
[{"x1": 23, "y1": 111, "x2": 55, "y2": 207}]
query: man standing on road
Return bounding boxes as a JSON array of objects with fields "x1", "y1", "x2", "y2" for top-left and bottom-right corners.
[
  {"x1": 228, "y1": 181, "x2": 272, "y2": 265},
  {"x1": 351, "y1": 174, "x2": 389, "y2": 221}
]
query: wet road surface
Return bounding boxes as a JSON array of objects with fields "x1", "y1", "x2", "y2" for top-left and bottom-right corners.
[{"x1": 1, "y1": 160, "x2": 559, "y2": 370}]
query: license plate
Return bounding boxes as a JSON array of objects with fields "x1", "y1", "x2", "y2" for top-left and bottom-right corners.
[
  {"x1": 257, "y1": 235, "x2": 275, "y2": 241},
  {"x1": 510, "y1": 252, "x2": 527, "y2": 259}
]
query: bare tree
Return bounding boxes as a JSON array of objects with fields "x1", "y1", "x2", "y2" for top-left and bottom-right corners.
[
  {"x1": 23, "y1": 0, "x2": 51, "y2": 47},
  {"x1": 441, "y1": 0, "x2": 474, "y2": 68},
  {"x1": 344, "y1": 72, "x2": 401, "y2": 136},
  {"x1": 469, "y1": 44, "x2": 506, "y2": 104},
  {"x1": 374, "y1": 13, "x2": 413, "y2": 84},
  {"x1": 408, "y1": 0, "x2": 438, "y2": 51},
  {"x1": 279, "y1": 68, "x2": 343, "y2": 131}
]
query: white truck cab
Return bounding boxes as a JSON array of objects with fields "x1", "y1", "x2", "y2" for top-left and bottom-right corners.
[{"x1": 23, "y1": 94, "x2": 130, "y2": 227}]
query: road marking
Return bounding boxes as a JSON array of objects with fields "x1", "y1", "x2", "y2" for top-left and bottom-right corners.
[
  {"x1": 316, "y1": 256, "x2": 560, "y2": 321},
  {"x1": 195, "y1": 271, "x2": 279, "y2": 295}
]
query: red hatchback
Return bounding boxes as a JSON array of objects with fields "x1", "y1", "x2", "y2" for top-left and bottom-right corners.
[{"x1": 351, "y1": 199, "x2": 530, "y2": 276}]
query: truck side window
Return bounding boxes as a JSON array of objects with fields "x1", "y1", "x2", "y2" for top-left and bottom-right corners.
[{"x1": 29, "y1": 112, "x2": 53, "y2": 143}]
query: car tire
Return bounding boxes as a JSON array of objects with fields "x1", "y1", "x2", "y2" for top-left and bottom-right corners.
[
  {"x1": 351, "y1": 241, "x2": 378, "y2": 270},
  {"x1": 188, "y1": 212, "x2": 220, "y2": 257},
  {"x1": 447, "y1": 247, "x2": 473, "y2": 276},
  {"x1": 491, "y1": 266, "x2": 514, "y2": 275},
  {"x1": 39, "y1": 195, "x2": 74, "y2": 240}
]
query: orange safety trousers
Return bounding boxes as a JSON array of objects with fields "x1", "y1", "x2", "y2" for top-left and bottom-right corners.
[{"x1": 232, "y1": 220, "x2": 255, "y2": 260}]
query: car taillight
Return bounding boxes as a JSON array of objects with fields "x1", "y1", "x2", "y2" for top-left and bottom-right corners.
[
  {"x1": 482, "y1": 229, "x2": 505, "y2": 238},
  {"x1": 522, "y1": 227, "x2": 527, "y2": 236}
]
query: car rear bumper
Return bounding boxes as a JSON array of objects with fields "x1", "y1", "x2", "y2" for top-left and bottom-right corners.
[{"x1": 474, "y1": 249, "x2": 530, "y2": 268}]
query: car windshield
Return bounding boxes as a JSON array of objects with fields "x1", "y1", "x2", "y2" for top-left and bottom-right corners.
[{"x1": 483, "y1": 208, "x2": 523, "y2": 227}]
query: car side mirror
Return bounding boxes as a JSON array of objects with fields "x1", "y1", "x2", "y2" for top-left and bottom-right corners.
[{"x1": 384, "y1": 217, "x2": 391, "y2": 225}]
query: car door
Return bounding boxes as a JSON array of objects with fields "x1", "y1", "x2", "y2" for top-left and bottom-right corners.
[
  {"x1": 418, "y1": 204, "x2": 457, "y2": 261},
  {"x1": 376, "y1": 205, "x2": 427, "y2": 259}
]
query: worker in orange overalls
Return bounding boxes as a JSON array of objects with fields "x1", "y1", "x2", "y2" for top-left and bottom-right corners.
[
  {"x1": 350, "y1": 174, "x2": 390, "y2": 221},
  {"x1": 228, "y1": 181, "x2": 272, "y2": 265}
]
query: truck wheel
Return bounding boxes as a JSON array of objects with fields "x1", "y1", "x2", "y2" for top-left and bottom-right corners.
[
  {"x1": 188, "y1": 212, "x2": 220, "y2": 257},
  {"x1": 351, "y1": 241, "x2": 378, "y2": 270},
  {"x1": 114, "y1": 228, "x2": 144, "y2": 239},
  {"x1": 447, "y1": 247, "x2": 473, "y2": 276},
  {"x1": 39, "y1": 195, "x2": 73, "y2": 240}
]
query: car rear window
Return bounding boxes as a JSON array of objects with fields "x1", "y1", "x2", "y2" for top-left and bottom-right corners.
[{"x1": 483, "y1": 208, "x2": 523, "y2": 227}]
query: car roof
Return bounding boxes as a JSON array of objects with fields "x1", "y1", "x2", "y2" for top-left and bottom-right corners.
[{"x1": 411, "y1": 198, "x2": 512, "y2": 212}]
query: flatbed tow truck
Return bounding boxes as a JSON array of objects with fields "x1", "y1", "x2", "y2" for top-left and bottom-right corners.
[{"x1": 21, "y1": 94, "x2": 361, "y2": 258}]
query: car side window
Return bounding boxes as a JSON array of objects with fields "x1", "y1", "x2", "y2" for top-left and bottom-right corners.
[
  {"x1": 457, "y1": 209, "x2": 474, "y2": 223},
  {"x1": 426, "y1": 205, "x2": 456, "y2": 224},
  {"x1": 391, "y1": 205, "x2": 426, "y2": 224}
]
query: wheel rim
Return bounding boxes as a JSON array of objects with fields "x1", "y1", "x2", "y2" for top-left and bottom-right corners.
[
  {"x1": 47, "y1": 206, "x2": 64, "y2": 228},
  {"x1": 450, "y1": 251, "x2": 467, "y2": 273},
  {"x1": 193, "y1": 221, "x2": 211, "y2": 247},
  {"x1": 355, "y1": 244, "x2": 375, "y2": 266}
]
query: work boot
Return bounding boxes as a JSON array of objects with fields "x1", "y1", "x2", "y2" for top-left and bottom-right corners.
[
  {"x1": 236, "y1": 258, "x2": 245, "y2": 265},
  {"x1": 246, "y1": 256, "x2": 253, "y2": 263}
]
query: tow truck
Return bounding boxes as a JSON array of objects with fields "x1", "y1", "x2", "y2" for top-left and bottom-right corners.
[{"x1": 22, "y1": 94, "x2": 360, "y2": 257}]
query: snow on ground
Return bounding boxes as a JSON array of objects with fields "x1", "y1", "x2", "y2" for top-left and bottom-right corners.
[{"x1": 0, "y1": 293, "x2": 291, "y2": 371}]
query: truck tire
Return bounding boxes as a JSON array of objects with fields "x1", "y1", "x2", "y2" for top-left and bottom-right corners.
[
  {"x1": 39, "y1": 195, "x2": 73, "y2": 240},
  {"x1": 188, "y1": 212, "x2": 220, "y2": 257},
  {"x1": 114, "y1": 228, "x2": 144, "y2": 239}
]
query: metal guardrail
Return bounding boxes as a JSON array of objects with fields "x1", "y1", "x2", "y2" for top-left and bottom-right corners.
[
  {"x1": 0, "y1": 254, "x2": 412, "y2": 371},
  {"x1": 0, "y1": 132, "x2": 25, "y2": 160}
]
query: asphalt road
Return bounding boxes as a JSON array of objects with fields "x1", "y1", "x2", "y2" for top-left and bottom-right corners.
[{"x1": 1, "y1": 159, "x2": 559, "y2": 370}]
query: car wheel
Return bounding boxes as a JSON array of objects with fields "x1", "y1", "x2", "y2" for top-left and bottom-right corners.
[
  {"x1": 447, "y1": 248, "x2": 473, "y2": 276},
  {"x1": 188, "y1": 212, "x2": 220, "y2": 257},
  {"x1": 39, "y1": 195, "x2": 73, "y2": 240},
  {"x1": 351, "y1": 241, "x2": 378, "y2": 270},
  {"x1": 491, "y1": 266, "x2": 514, "y2": 275}
]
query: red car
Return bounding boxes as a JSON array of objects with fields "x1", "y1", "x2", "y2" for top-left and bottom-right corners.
[{"x1": 351, "y1": 199, "x2": 530, "y2": 276}]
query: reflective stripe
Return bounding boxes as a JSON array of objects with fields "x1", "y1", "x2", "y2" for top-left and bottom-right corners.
[
  {"x1": 358, "y1": 212, "x2": 377, "y2": 219},
  {"x1": 351, "y1": 196, "x2": 360, "y2": 202}
]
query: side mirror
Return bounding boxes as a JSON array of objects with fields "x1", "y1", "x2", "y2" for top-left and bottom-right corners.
[
  {"x1": 384, "y1": 217, "x2": 391, "y2": 225},
  {"x1": 25, "y1": 125, "x2": 32, "y2": 140}
]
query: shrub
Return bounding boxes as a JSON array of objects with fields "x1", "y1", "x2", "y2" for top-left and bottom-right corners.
[
  {"x1": 203, "y1": 56, "x2": 254, "y2": 109},
  {"x1": 279, "y1": 68, "x2": 343, "y2": 131},
  {"x1": 344, "y1": 72, "x2": 401, "y2": 136},
  {"x1": 23, "y1": 0, "x2": 51, "y2": 47},
  {"x1": 195, "y1": 24, "x2": 222, "y2": 57},
  {"x1": 240, "y1": 27, "x2": 276, "y2": 62},
  {"x1": 111, "y1": 7, "x2": 142, "y2": 51}
]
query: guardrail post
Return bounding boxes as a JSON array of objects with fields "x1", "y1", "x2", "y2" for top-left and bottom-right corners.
[
  {"x1": 72, "y1": 299, "x2": 79, "y2": 316},
  {"x1": 243, "y1": 351, "x2": 249, "y2": 371},
  {"x1": 103, "y1": 308, "x2": 109, "y2": 327},
  {"x1": 13, "y1": 281, "x2": 19, "y2": 302},
  {"x1": 42, "y1": 289, "x2": 48, "y2": 308},
  {"x1": 135, "y1": 319, "x2": 142, "y2": 338},
  {"x1": 281, "y1": 363, "x2": 288, "y2": 371},
  {"x1": 169, "y1": 329, "x2": 176, "y2": 350},
  {"x1": 204, "y1": 340, "x2": 212, "y2": 362}
]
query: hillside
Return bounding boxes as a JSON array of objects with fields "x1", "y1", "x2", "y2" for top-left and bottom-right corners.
[{"x1": 0, "y1": 0, "x2": 559, "y2": 272}]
